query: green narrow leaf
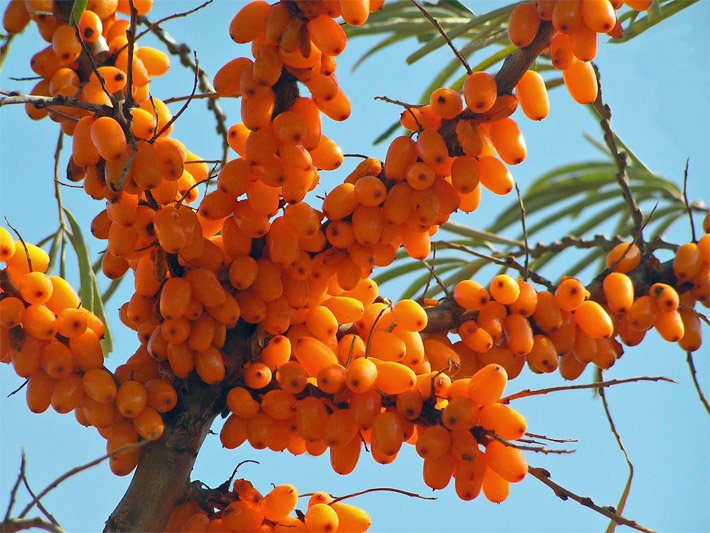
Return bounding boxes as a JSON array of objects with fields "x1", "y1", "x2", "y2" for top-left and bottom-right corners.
[
  {"x1": 69, "y1": 0, "x2": 88, "y2": 25},
  {"x1": 63, "y1": 208, "x2": 113, "y2": 354},
  {"x1": 441, "y1": 222, "x2": 523, "y2": 247}
]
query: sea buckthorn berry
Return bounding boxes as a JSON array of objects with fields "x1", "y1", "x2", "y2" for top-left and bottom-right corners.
[
  {"x1": 654, "y1": 310, "x2": 685, "y2": 342},
  {"x1": 429, "y1": 87, "x2": 463, "y2": 120},
  {"x1": 40, "y1": 341, "x2": 73, "y2": 379},
  {"x1": 116, "y1": 381, "x2": 147, "y2": 418},
  {"x1": 463, "y1": 72, "x2": 497, "y2": 113},
  {"x1": 345, "y1": 357, "x2": 378, "y2": 393},
  {"x1": 503, "y1": 314, "x2": 534, "y2": 356},
  {"x1": 354, "y1": 175, "x2": 387, "y2": 206},
  {"x1": 7, "y1": 242, "x2": 49, "y2": 283},
  {"x1": 416, "y1": 129, "x2": 449, "y2": 170},
  {"x1": 305, "y1": 503, "x2": 339, "y2": 533},
  {"x1": 582, "y1": 0, "x2": 617, "y2": 33},
  {"x1": 22, "y1": 304, "x2": 56, "y2": 340},
  {"x1": 468, "y1": 363, "x2": 508, "y2": 406},
  {"x1": 133, "y1": 406, "x2": 164, "y2": 441},
  {"x1": 3, "y1": 1, "x2": 30, "y2": 34},
  {"x1": 508, "y1": 2, "x2": 540, "y2": 48},
  {"x1": 244, "y1": 362, "x2": 272, "y2": 389},
  {"x1": 144, "y1": 379, "x2": 177, "y2": 413},
  {"x1": 485, "y1": 440, "x2": 528, "y2": 483},
  {"x1": 674, "y1": 242, "x2": 702, "y2": 281},
  {"x1": 478, "y1": 156, "x2": 514, "y2": 195},
  {"x1": 554, "y1": 278, "x2": 586, "y2": 311},
  {"x1": 392, "y1": 299, "x2": 428, "y2": 332},
  {"x1": 264, "y1": 484, "x2": 298, "y2": 522},
  {"x1": 490, "y1": 275, "x2": 520, "y2": 305},
  {"x1": 276, "y1": 361, "x2": 308, "y2": 394},
  {"x1": 52, "y1": 24, "x2": 82, "y2": 63},
  {"x1": 526, "y1": 335, "x2": 559, "y2": 373},
  {"x1": 678, "y1": 308, "x2": 702, "y2": 352},
  {"x1": 550, "y1": 32, "x2": 575, "y2": 70},
  {"x1": 91, "y1": 117, "x2": 127, "y2": 163},
  {"x1": 78, "y1": 10, "x2": 102, "y2": 42},
  {"x1": 489, "y1": 118, "x2": 527, "y2": 165},
  {"x1": 606, "y1": 242, "x2": 641, "y2": 273},
  {"x1": 0, "y1": 297, "x2": 24, "y2": 328},
  {"x1": 603, "y1": 272, "x2": 634, "y2": 313},
  {"x1": 649, "y1": 283, "x2": 679, "y2": 312},
  {"x1": 552, "y1": 0, "x2": 582, "y2": 33},
  {"x1": 0, "y1": 227, "x2": 15, "y2": 261},
  {"x1": 563, "y1": 59, "x2": 599, "y2": 104},
  {"x1": 508, "y1": 280, "x2": 538, "y2": 317},
  {"x1": 423, "y1": 451, "x2": 457, "y2": 490},
  {"x1": 574, "y1": 301, "x2": 613, "y2": 338},
  {"x1": 442, "y1": 397, "x2": 479, "y2": 430},
  {"x1": 627, "y1": 295, "x2": 657, "y2": 332},
  {"x1": 454, "y1": 280, "x2": 490, "y2": 310},
  {"x1": 514, "y1": 68, "x2": 549, "y2": 119},
  {"x1": 479, "y1": 403, "x2": 527, "y2": 441},
  {"x1": 372, "y1": 410, "x2": 404, "y2": 456},
  {"x1": 82, "y1": 368, "x2": 117, "y2": 404}
]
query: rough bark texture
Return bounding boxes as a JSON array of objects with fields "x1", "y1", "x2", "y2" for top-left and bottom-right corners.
[{"x1": 104, "y1": 324, "x2": 253, "y2": 532}]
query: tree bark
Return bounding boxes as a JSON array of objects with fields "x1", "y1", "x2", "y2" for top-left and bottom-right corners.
[{"x1": 104, "y1": 324, "x2": 253, "y2": 532}]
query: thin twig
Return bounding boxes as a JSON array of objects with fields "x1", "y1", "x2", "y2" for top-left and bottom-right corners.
[
  {"x1": 130, "y1": 0, "x2": 213, "y2": 47},
  {"x1": 436, "y1": 241, "x2": 555, "y2": 290},
  {"x1": 485, "y1": 431, "x2": 575, "y2": 455},
  {"x1": 365, "y1": 306, "x2": 391, "y2": 358},
  {"x1": 529, "y1": 467, "x2": 656, "y2": 533},
  {"x1": 409, "y1": 0, "x2": 471, "y2": 74},
  {"x1": 4, "y1": 218, "x2": 32, "y2": 272},
  {"x1": 328, "y1": 487, "x2": 436, "y2": 506},
  {"x1": 162, "y1": 92, "x2": 217, "y2": 104},
  {"x1": 374, "y1": 95, "x2": 423, "y2": 109},
  {"x1": 420, "y1": 247, "x2": 450, "y2": 297},
  {"x1": 499, "y1": 376, "x2": 676, "y2": 404},
  {"x1": 6, "y1": 379, "x2": 28, "y2": 397},
  {"x1": 525, "y1": 432, "x2": 578, "y2": 444},
  {"x1": 591, "y1": 66, "x2": 644, "y2": 238},
  {"x1": 18, "y1": 441, "x2": 147, "y2": 518},
  {"x1": 124, "y1": 0, "x2": 139, "y2": 110},
  {"x1": 20, "y1": 472, "x2": 59, "y2": 527},
  {"x1": 0, "y1": 92, "x2": 111, "y2": 115},
  {"x1": 73, "y1": 26, "x2": 118, "y2": 109},
  {"x1": 598, "y1": 374, "x2": 634, "y2": 533},
  {"x1": 686, "y1": 352, "x2": 710, "y2": 415},
  {"x1": 681, "y1": 159, "x2": 696, "y2": 242},
  {"x1": 0, "y1": 516, "x2": 65, "y2": 533},
  {"x1": 138, "y1": 15, "x2": 229, "y2": 164},
  {"x1": 4, "y1": 451, "x2": 25, "y2": 521},
  {"x1": 153, "y1": 51, "x2": 200, "y2": 140},
  {"x1": 515, "y1": 183, "x2": 529, "y2": 281}
]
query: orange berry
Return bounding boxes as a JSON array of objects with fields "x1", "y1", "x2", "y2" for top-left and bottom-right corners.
[
  {"x1": 463, "y1": 72, "x2": 497, "y2": 113},
  {"x1": 606, "y1": 242, "x2": 641, "y2": 273}
]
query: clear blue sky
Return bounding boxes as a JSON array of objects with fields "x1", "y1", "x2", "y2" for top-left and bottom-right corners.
[{"x1": 1, "y1": 1, "x2": 708, "y2": 532}]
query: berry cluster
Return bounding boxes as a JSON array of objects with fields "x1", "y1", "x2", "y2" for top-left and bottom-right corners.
[
  {"x1": 508, "y1": 0, "x2": 653, "y2": 104},
  {"x1": 165, "y1": 480, "x2": 370, "y2": 532},
  {"x1": 0, "y1": 227, "x2": 173, "y2": 476}
]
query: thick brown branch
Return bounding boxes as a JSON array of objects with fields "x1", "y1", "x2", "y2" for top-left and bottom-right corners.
[
  {"x1": 495, "y1": 22, "x2": 555, "y2": 95},
  {"x1": 105, "y1": 323, "x2": 253, "y2": 532}
]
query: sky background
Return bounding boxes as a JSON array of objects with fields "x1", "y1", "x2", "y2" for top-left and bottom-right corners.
[{"x1": 1, "y1": 1, "x2": 709, "y2": 532}]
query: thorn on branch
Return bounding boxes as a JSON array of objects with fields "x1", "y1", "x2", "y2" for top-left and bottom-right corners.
[{"x1": 686, "y1": 351, "x2": 710, "y2": 416}]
